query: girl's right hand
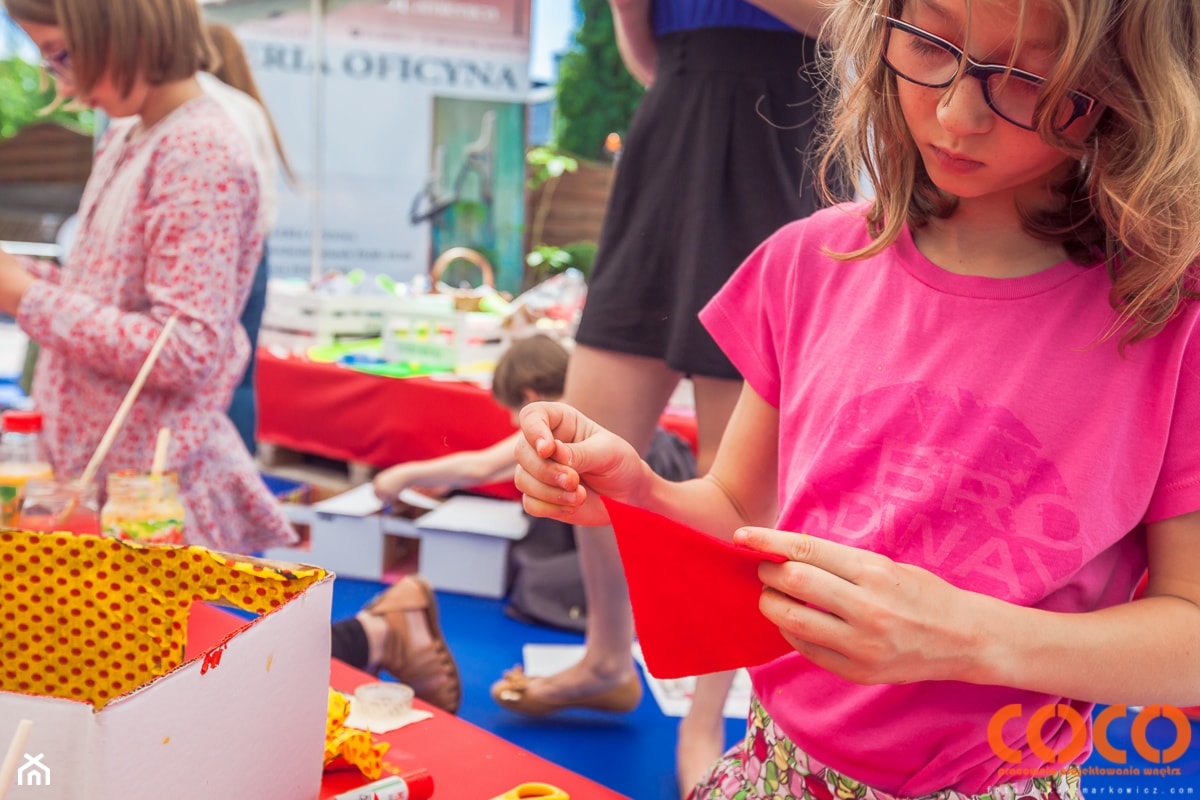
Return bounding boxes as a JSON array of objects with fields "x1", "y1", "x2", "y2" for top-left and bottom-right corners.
[
  {"x1": 0, "y1": 249, "x2": 34, "y2": 316},
  {"x1": 514, "y1": 401, "x2": 647, "y2": 526}
]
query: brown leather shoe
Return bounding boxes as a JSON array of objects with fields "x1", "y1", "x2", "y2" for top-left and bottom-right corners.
[
  {"x1": 362, "y1": 575, "x2": 462, "y2": 715},
  {"x1": 490, "y1": 665, "x2": 642, "y2": 716}
]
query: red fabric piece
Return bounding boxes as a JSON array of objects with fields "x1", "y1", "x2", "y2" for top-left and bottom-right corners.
[
  {"x1": 602, "y1": 497, "x2": 791, "y2": 679},
  {"x1": 659, "y1": 412, "x2": 698, "y2": 456}
]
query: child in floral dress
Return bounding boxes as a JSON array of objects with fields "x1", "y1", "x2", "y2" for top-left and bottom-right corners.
[{"x1": 0, "y1": 0, "x2": 295, "y2": 553}]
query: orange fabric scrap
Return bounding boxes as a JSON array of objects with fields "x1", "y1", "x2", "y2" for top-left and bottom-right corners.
[{"x1": 324, "y1": 689, "x2": 390, "y2": 780}]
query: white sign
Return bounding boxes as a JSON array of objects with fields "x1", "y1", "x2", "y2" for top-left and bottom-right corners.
[{"x1": 235, "y1": 1, "x2": 533, "y2": 291}]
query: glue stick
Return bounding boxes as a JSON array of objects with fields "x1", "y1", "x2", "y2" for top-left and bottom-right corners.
[{"x1": 332, "y1": 769, "x2": 434, "y2": 800}]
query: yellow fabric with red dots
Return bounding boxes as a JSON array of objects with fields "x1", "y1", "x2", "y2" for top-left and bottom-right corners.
[
  {"x1": 324, "y1": 689, "x2": 390, "y2": 780},
  {"x1": 0, "y1": 529, "x2": 325, "y2": 709}
]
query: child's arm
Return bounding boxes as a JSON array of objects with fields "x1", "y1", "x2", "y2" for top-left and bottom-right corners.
[
  {"x1": 736, "y1": 511, "x2": 1200, "y2": 707},
  {"x1": 372, "y1": 431, "x2": 521, "y2": 502},
  {"x1": 983, "y1": 511, "x2": 1200, "y2": 705},
  {"x1": 515, "y1": 383, "x2": 779, "y2": 537}
]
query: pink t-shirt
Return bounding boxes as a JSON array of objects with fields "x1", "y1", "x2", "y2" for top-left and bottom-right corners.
[{"x1": 700, "y1": 204, "x2": 1200, "y2": 794}]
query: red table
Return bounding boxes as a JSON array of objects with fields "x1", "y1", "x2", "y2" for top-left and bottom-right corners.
[
  {"x1": 189, "y1": 602, "x2": 628, "y2": 800},
  {"x1": 255, "y1": 348, "x2": 699, "y2": 473},
  {"x1": 256, "y1": 349, "x2": 519, "y2": 470}
]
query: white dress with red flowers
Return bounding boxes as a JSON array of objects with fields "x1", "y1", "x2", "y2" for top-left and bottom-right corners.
[{"x1": 16, "y1": 96, "x2": 297, "y2": 554}]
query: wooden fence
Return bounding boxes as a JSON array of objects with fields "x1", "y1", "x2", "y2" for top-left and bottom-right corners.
[
  {"x1": 525, "y1": 158, "x2": 614, "y2": 250},
  {"x1": 0, "y1": 123, "x2": 92, "y2": 243},
  {"x1": 0, "y1": 122, "x2": 93, "y2": 185}
]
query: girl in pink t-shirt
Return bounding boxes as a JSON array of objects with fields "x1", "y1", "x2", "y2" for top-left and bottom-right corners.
[
  {"x1": 512, "y1": 1, "x2": 1200, "y2": 798},
  {"x1": 0, "y1": 0, "x2": 295, "y2": 554}
]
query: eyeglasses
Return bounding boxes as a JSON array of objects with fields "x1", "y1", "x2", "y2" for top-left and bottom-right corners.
[
  {"x1": 40, "y1": 48, "x2": 72, "y2": 81},
  {"x1": 878, "y1": 15, "x2": 1095, "y2": 131}
]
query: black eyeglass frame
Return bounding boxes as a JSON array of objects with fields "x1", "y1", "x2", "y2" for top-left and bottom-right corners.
[
  {"x1": 40, "y1": 48, "x2": 72, "y2": 81},
  {"x1": 878, "y1": 15, "x2": 1096, "y2": 132}
]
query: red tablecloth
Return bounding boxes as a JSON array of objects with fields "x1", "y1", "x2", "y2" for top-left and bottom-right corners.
[
  {"x1": 256, "y1": 349, "x2": 519, "y2": 470},
  {"x1": 255, "y1": 349, "x2": 699, "y2": 478},
  {"x1": 188, "y1": 602, "x2": 628, "y2": 800}
]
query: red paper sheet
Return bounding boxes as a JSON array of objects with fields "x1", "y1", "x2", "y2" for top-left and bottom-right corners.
[{"x1": 602, "y1": 497, "x2": 793, "y2": 679}]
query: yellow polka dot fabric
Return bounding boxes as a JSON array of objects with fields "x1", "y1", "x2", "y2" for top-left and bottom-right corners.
[
  {"x1": 324, "y1": 689, "x2": 390, "y2": 780},
  {"x1": 0, "y1": 529, "x2": 326, "y2": 709}
]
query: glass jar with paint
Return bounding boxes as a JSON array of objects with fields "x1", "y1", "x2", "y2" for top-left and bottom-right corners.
[{"x1": 101, "y1": 471, "x2": 186, "y2": 544}]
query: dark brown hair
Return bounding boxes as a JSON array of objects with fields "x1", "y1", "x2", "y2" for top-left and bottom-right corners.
[{"x1": 491, "y1": 334, "x2": 569, "y2": 410}]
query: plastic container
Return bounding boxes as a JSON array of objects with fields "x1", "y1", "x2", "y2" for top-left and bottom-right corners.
[
  {"x1": 100, "y1": 471, "x2": 186, "y2": 544},
  {"x1": 0, "y1": 409, "x2": 54, "y2": 528},
  {"x1": 18, "y1": 477, "x2": 101, "y2": 535}
]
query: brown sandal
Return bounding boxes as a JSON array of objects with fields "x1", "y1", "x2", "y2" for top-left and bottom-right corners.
[
  {"x1": 363, "y1": 575, "x2": 462, "y2": 715},
  {"x1": 490, "y1": 665, "x2": 642, "y2": 716}
]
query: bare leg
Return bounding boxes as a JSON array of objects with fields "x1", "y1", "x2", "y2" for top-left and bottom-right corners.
[
  {"x1": 677, "y1": 670, "x2": 738, "y2": 797},
  {"x1": 675, "y1": 374, "x2": 743, "y2": 797},
  {"x1": 494, "y1": 346, "x2": 681, "y2": 706}
]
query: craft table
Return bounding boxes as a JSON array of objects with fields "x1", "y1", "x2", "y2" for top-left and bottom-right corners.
[
  {"x1": 187, "y1": 601, "x2": 629, "y2": 800},
  {"x1": 255, "y1": 348, "x2": 699, "y2": 476},
  {"x1": 256, "y1": 348, "x2": 518, "y2": 472}
]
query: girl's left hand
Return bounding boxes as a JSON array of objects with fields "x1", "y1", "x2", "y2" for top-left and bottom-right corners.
[
  {"x1": 735, "y1": 526, "x2": 981, "y2": 685},
  {"x1": 0, "y1": 249, "x2": 35, "y2": 316}
]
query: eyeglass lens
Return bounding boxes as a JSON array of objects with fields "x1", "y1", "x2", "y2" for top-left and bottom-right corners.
[
  {"x1": 883, "y1": 22, "x2": 1073, "y2": 130},
  {"x1": 42, "y1": 49, "x2": 71, "y2": 80}
]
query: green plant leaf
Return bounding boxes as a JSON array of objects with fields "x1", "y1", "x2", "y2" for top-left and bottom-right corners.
[
  {"x1": 553, "y1": 0, "x2": 643, "y2": 159},
  {"x1": 0, "y1": 57, "x2": 95, "y2": 141}
]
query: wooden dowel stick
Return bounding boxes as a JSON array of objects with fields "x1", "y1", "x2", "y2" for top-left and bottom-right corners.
[
  {"x1": 0, "y1": 719, "x2": 34, "y2": 800},
  {"x1": 77, "y1": 314, "x2": 179, "y2": 490},
  {"x1": 150, "y1": 426, "x2": 171, "y2": 478}
]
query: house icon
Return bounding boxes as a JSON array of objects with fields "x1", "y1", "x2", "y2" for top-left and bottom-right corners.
[{"x1": 17, "y1": 753, "x2": 50, "y2": 786}]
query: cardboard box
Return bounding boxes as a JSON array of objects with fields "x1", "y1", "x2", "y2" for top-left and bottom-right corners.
[
  {"x1": 262, "y1": 483, "x2": 420, "y2": 582},
  {"x1": 415, "y1": 495, "x2": 530, "y2": 598},
  {"x1": 0, "y1": 530, "x2": 333, "y2": 800},
  {"x1": 263, "y1": 484, "x2": 529, "y2": 595}
]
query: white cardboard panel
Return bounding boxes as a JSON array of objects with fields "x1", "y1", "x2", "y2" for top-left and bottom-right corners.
[{"x1": 0, "y1": 575, "x2": 333, "y2": 800}]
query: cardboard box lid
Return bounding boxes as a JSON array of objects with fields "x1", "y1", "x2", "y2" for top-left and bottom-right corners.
[{"x1": 414, "y1": 495, "x2": 529, "y2": 540}]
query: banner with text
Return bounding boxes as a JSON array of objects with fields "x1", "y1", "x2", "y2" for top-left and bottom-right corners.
[{"x1": 232, "y1": 0, "x2": 531, "y2": 292}]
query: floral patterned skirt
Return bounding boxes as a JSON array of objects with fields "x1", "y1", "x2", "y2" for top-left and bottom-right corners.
[{"x1": 689, "y1": 696, "x2": 1081, "y2": 800}]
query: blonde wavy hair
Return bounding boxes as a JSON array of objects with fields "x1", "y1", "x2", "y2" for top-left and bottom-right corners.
[{"x1": 817, "y1": 0, "x2": 1200, "y2": 344}]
